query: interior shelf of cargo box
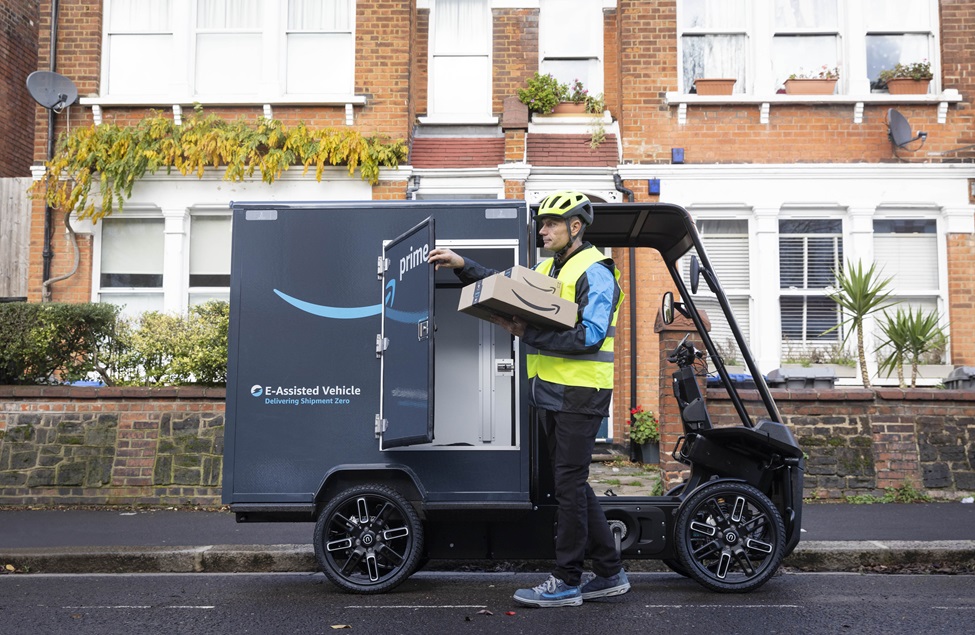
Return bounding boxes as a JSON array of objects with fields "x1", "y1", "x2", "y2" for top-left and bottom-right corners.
[{"x1": 428, "y1": 244, "x2": 520, "y2": 449}]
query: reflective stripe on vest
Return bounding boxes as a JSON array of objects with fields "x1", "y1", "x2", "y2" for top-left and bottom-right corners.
[{"x1": 526, "y1": 247, "x2": 623, "y2": 389}]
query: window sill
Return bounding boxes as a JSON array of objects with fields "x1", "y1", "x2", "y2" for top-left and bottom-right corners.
[
  {"x1": 79, "y1": 95, "x2": 368, "y2": 125},
  {"x1": 417, "y1": 115, "x2": 500, "y2": 125},
  {"x1": 664, "y1": 89, "x2": 963, "y2": 125}
]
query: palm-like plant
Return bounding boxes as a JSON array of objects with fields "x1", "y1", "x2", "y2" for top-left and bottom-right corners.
[
  {"x1": 825, "y1": 261, "x2": 894, "y2": 388},
  {"x1": 876, "y1": 309, "x2": 911, "y2": 387},
  {"x1": 877, "y1": 308, "x2": 947, "y2": 388}
]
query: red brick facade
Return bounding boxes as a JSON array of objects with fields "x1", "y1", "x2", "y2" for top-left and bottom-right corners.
[
  {"x1": 0, "y1": 0, "x2": 40, "y2": 177},
  {"x1": 19, "y1": 1, "x2": 975, "y2": 454}
]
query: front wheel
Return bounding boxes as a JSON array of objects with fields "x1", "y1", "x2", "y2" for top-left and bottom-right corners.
[
  {"x1": 675, "y1": 481, "x2": 785, "y2": 593},
  {"x1": 314, "y1": 484, "x2": 424, "y2": 594}
]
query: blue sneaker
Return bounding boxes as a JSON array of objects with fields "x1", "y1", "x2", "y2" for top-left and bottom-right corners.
[
  {"x1": 580, "y1": 569, "x2": 630, "y2": 600},
  {"x1": 512, "y1": 575, "x2": 583, "y2": 607}
]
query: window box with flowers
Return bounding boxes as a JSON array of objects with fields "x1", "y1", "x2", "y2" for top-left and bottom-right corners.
[
  {"x1": 877, "y1": 60, "x2": 932, "y2": 95},
  {"x1": 518, "y1": 73, "x2": 604, "y2": 116},
  {"x1": 784, "y1": 66, "x2": 839, "y2": 95},
  {"x1": 627, "y1": 405, "x2": 659, "y2": 464}
]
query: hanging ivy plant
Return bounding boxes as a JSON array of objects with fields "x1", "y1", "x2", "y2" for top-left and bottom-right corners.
[{"x1": 35, "y1": 106, "x2": 408, "y2": 222}]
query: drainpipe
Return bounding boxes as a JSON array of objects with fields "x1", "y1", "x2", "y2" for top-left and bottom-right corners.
[
  {"x1": 613, "y1": 174, "x2": 637, "y2": 457},
  {"x1": 41, "y1": 0, "x2": 60, "y2": 301},
  {"x1": 406, "y1": 175, "x2": 420, "y2": 200}
]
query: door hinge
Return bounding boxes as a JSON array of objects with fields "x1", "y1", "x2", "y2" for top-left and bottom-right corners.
[
  {"x1": 376, "y1": 334, "x2": 388, "y2": 358},
  {"x1": 378, "y1": 256, "x2": 388, "y2": 279},
  {"x1": 375, "y1": 414, "x2": 387, "y2": 437}
]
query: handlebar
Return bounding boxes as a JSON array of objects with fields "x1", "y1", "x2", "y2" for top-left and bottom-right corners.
[{"x1": 667, "y1": 333, "x2": 704, "y2": 369}]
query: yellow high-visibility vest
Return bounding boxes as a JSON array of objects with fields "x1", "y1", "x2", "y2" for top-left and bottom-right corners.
[{"x1": 527, "y1": 246, "x2": 623, "y2": 389}]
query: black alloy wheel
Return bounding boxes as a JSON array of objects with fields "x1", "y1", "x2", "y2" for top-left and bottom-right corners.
[
  {"x1": 314, "y1": 484, "x2": 423, "y2": 594},
  {"x1": 675, "y1": 481, "x2": 785, "y2": 593}
]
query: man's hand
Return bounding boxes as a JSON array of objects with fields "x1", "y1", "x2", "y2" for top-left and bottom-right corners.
[
  {"x1": 427, "y1": 248, "x2": 465, "y2": 270},
  {"x1": 491, "y1": 314, "x2": 527, "y2": 338}
]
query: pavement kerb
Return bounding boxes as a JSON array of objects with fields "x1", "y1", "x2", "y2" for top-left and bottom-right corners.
[{"x1": 3, "y1": 541, "x2": 974, "y2": 575}]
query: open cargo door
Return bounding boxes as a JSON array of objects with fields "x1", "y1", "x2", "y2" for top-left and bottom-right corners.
[{"x1": 379, "y1": 217, "x2": 436, "y2": 449}]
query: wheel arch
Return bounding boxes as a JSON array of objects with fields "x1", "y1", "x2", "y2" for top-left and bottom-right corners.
[{"x1": 314, "y1": 464, "x2": 427, "y2": 515}]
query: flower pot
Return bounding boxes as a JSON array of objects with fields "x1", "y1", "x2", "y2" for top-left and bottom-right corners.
[
  {"x1": 885, "y1": 78, "x2": 931, "y2": 95},
  {"x1": 693, "y1": 78, "x2": 736, "y2": 95},
  {"x1": 638, "y1": 442, "x2": 660, "y2": 464},
  {"x1": 784, "y1": 78, "x2": 837, "y2": 95},
  {"x1": 551, "y1": 101, "x2": 588, "y2": 115}
]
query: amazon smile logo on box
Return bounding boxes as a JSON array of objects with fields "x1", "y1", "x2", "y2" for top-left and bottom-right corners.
[{"x1": 458, "y1": 268, "x2": 576, "y2": 330}]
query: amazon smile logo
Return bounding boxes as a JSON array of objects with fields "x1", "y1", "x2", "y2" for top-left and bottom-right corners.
[
  {"x1": 274, "y1": 278, "x2": 426, "y2": 324},
  {"x1": 510, "y1": 289, "x2": 563, "y2": 314}
]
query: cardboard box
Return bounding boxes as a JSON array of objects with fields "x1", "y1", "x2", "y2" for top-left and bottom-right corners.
[
  {"x1": 458, "y1": 272, "x2": 577, "y2": 331},
  {"x1": 501, "y1": 265, "x2": 562, "y2": 296}
]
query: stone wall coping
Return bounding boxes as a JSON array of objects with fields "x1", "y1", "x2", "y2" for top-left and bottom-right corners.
[
  {"x1": 707, "y1": 387, "x2": 975, "y2": 402},
  {"x1": 0, "y1": 385, "x2": 226, "y2": 400}
]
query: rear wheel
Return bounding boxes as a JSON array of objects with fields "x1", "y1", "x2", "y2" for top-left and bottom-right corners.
[
  {"x1": 675, "y1": 481, "x2": 785, "y2": 593},
  {"x1": 314, "y1": 484, "x2": 423, "y2": 594}
]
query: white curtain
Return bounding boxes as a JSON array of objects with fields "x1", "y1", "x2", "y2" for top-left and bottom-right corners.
[
  {"x1": 109, "y1": 0, "x2": 171, "y2": 31},
  {"x1": 774, "y1": 0, "x2": 838, "y2": 30},
  {"x1": 680, "y1": 0, "x2": 746, "y2": 30},
  {"x1": 190, "y1": 216, "x2": 232, "y2": 279},
  {"x1": 432, "y1": 0, "x2": 489, "y2": 55},
  {"x1": 289, "y1": 0, "x2": 350, "y2": 31},
  {"x1": 197, "y1": 0, "x2": 261, "y2": 29}
]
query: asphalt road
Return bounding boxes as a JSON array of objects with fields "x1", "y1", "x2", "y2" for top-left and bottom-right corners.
[{"x1": 1, "y1": 571, "x2": 973, "y2": 635}]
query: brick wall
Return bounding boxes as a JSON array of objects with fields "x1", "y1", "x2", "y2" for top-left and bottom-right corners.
[
  {"x1": 0, "y1": 387, "x2": 225, "y2": 506},
  {"x1": 0, "y1": 0, "x2": 40, "y2": 177},
  {"x1": 1, "y1": 383, "x2": 973, "y2": 506},
  {"x1": 706, "y1": 387, "x2": 975, "y2": 500}
]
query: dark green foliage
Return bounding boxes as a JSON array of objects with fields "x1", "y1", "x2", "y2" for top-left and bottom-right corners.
[{"x1": 0, "y1": 302, "x2": 119, "y2": 385}]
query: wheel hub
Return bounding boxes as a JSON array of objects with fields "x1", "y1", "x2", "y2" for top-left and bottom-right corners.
[{"x1": 361, "y1": 532, "x2": 376, "y2": 546}]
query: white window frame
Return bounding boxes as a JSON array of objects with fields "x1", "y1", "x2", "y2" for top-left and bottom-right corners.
[
  {"x1": 539, "y1": 0, "x2": 606, "y2": 99},
  {"x1": 92, "y1": 207, "x2": 167, "y2": 317},
  {"x1": 871, "y1": 212, "x2": 948, "y2": 364},
  {"x1": 675, "y1": 0, "x2": 941, "y2": 96},
  {"x1": 187, "y1": 209, "x2": 233, "y2": 307},
  {"x1": 423, "y1": 0, "x2": 494, "y2": 124},
  {"x1": 97, "y1": 0, "x2": 361, "y2": 106},
  {"x1": 777, "y1": 216, "x2": 845, "y2": 358},
  {"x1": 681, "y1": 216, "x2": 753, "y2": 368}
]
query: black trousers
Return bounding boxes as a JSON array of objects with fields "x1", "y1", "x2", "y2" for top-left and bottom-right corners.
[{"x1": 539, "y1": 409, "x2": 623, "y2": 586}]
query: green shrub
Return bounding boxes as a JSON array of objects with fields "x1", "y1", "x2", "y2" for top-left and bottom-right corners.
[
  {"x1": 100, "y1": 301, "x2": 229, "y2": 386},
  {"x1": 0, "y1": 302, "x2": 119, "y2": 385}
]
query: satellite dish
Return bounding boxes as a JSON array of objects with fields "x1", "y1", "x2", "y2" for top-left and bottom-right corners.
[
  {"x1": 886, "y1": 108, "x2": 927, "y2": 149},
  {"x1": 26, "y1": 71, "x2": 78, "y2": 113}
]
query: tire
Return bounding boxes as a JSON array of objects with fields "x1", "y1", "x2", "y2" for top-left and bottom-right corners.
[
  {"x1": 314, "y1": 484, "x2": 424, "y2": 594},
  {"x1": 662, "y1": 484, "x2": 691, "y2": 577},
  {"x1": 674, "y1": 481, "x2": 785, "y2": 593}
]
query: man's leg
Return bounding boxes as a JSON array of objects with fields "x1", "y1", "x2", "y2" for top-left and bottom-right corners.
[{"x1": 545, "y1": 410, "x2": 602, "y2": 587}]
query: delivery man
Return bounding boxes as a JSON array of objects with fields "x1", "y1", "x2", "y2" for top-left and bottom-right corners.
[{"x1": 428, "y1": 191, "x2": 629, "y2": 607}]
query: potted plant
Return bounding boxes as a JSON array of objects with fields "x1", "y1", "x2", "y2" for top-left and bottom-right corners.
[
  {"x1": 627, "y1": 405, "x2": 659, "y2": 464},
  {"x1": 517, "y1": 72, "x2": 566, "y2": 114},
  {"x1": 877, "y1": 60, "x2": 933, "y2": 94},
  {"x1": 784, "y1": 65, "x2": 839, "y2": 94},
  {"x1": 693, "y1": 78, "x2": 737, "y2": 95}
]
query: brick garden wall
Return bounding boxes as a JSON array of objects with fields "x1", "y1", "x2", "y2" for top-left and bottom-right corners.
[
  {"x1": 707, "y1": 387, "x2": 975, "y2": 500},
  {"x1": 0, "y1": 387, "x2": 225, "y2": 506},
  {"x1": 2, "y1": 384, "x2": 973, "y2": 507}
]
